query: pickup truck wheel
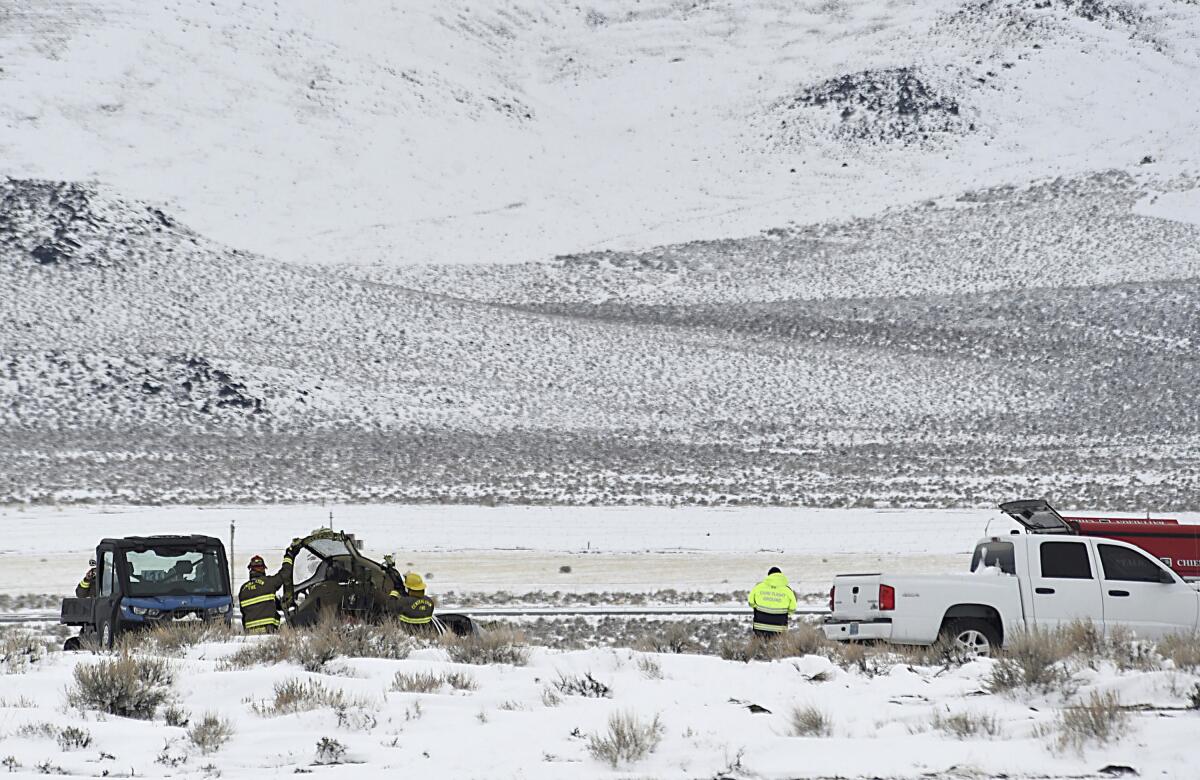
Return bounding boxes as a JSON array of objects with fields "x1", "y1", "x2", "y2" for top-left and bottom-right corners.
[{"x1": 941, "y1": 618, "x2": 1000, "y2": 658}]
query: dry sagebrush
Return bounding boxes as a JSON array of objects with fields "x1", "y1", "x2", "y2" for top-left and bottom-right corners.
[
  {"x1": 587, "y1": 711, "x2": 665, "y2": 768},
  {"x1": 68, "y1": 653, "x2": 175, "y2": 719}
]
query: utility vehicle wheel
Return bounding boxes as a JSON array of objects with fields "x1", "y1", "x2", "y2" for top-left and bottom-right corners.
[
  {"x1": 940, "y1": 618, "x2": 1000, "y2": 658},
  {"x1": 100, "y1": 617, "x2": 116, "y2": 650},
  {"x1": 63, "y1": 636, "x2": 83, "y2": 652}
]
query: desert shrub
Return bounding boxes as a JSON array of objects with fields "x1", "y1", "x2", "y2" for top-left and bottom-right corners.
[
  {"x1": 587, "y1": 711, "x2": 665, "y2": 768},
  {"x1": 335, "y1": 706, "x2": 378, "y2": 732},
  {"x1": 1057, "y1": 691, "x2": 1127, "y2": 751},
  {"x1": 830, "y1": 641, "x2": 886, "y2": 676},
  {"x1": 391, "y1": 671, "x2": 443, "y2": 693},
  {"x1": 375, "y1": 668, "x2": 474, "y2": 697},
  {"x1": 1105, "y1": 626, "x2": 1160, "y2": 672},
  {"x1": 636, "y1": 655, "x2": 663, "y2": 679},
  {"x1": 15, "y1": 723, "x2": 58, "y2": 740},
  {"x1": 164, "y1": 704, "x2": 190, "y2": 727},
  {"x1": 188, "y1": 714, "x2": 233, "y2": 754},
  {"x1": 899, "y1": 637, "x2": 976, "y2": 667},
  {"x1": 68, "y1": 654, "x2": 175, "y2": 719},
  {"x1": 717, "y1": 624, "x2": 831, "y2": 663},
  {"x1": 1187, "y1": 683, "x2": 1200, "y2": 710},
  {"x1": 442, "y1": 628, "x2": 529, "y2": 666},
  {"x1": 555, "y1": 671, "x2": 612, "y2": 698},
  {"x1": 541, "y1": 686, "x2": 562, "y2": 707},
  {"x1": 718, "y1": 636, "x2": 758, "y2": 662},
  {"x1": 1156, "y1": 633, "x2": 1200, "y2": 671},
  {"x1": 0, "y1": 631, "x2": 50, "y2": 674},
  {"x1": 219, "y1": 631, "x2": 293, "y2": 670},
  {"x1": 1063, "y1": 620, "x2": 1105, "y2": 658},
  {"x1": 1, "y1": 757, "x2": 20, "y2": 772},
  {"x1": 56, "y1": 726, "x2": 93, "y2": 751},
  {"x1": 788, "y1": 705, "x2": 832, "y2": 737},
  {"x1": 636, "y1": 622, "x2": 695, "y2": 654},
  {"x1": 932, "y1": 710, "x2": 1002, "y2": 739},
  {"x1": 444, "y1": 670, "x2": 477, "y2": 691},
  {"x1": 987, "y1": 628, "x2": 1072, "y2": 694},
  {"x1": 770, "y1": 624, "x2": 832, "y2": 658},
  {"x1": 314, "y1": 737, "x2": 347, "y2": 765},
  {"x1": 143, "y1": 622, "x2": 235, "y2": 656},
  {"x1": 221, "y1": 624, "x2": 414, "y2": 671},
  {"x1": 253, "y1": 678, "x2": 371, "y2": 716}
]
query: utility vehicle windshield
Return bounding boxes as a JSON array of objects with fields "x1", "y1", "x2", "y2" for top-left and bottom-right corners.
[{"x1": 123, "y1": 548, "x2": 227, "y2": 597}]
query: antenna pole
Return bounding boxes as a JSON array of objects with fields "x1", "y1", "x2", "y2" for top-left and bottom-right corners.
[
  {"x1": 229, "y1": 520, "x2": 236, "y2": 597},
  {"x1": 329, "y1": 511, "x2": 334, "y2": 531}
]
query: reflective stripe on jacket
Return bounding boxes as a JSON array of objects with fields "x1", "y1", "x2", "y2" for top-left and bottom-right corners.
[
  {"x1": 75, "y1": 576, "x2": 93, "y2": 599},
  {"x1": 239, "y1": 558, "x2": 293, "y2": 632},
  {"x1": 389, "y1": 591, "x2": 435, "y2": 626},
  {"x1": 748, "y1": 573, "x2": 797, "y2": 632}
]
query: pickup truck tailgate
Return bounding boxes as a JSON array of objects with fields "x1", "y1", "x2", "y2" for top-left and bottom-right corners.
[{"x1": 831, "y1": 573, "x2": 884, "y2": 620}]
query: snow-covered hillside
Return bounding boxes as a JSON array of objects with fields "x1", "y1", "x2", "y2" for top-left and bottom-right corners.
[
  {"x1": 2, "y1": 1, "x2": 1199, "y2": 507},
  {"x1": 3, "y1": 173, "x2": 1199, "y2": 506},
  {"x1": 1, "y1": 0, "x2": 1198, "y2": 266}
]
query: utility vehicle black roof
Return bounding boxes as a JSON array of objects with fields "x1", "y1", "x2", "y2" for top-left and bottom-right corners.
[{"x1": 99, "y1": 535, "x2": 225, "y2": 549}]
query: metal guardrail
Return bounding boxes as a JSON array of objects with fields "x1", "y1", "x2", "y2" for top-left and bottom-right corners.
[{"x1": 0, "y1": 605, "x2": 831, "y2": 625}]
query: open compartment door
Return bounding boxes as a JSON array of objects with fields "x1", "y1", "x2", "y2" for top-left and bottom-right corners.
[{"x1": 999, "y1": 499, "x2": 1073, "y2": 534}]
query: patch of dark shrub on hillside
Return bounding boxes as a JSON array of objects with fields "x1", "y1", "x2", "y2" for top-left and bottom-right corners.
[
  {"x1": 0, "y1": 179, "x2": 181, "y2": 268},
  {"x1": 778, "y1": 67, "x2": 970, "y2": 146},
  {"x1": 944, "y1": 0, "x2": 1145, "y2": 37}
]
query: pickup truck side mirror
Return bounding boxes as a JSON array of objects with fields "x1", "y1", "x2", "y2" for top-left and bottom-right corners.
[{"x1": 1159, "y1": 568, "x2": 1176, "y2": 584}]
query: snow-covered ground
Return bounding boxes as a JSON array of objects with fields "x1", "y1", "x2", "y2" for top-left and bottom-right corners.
[
  {"x1": 2, "y1": 620, "x2": 1198, "y2": 778},
  {"x1": 3, "y1": 507, "x2": 1200, "y2": 778}
]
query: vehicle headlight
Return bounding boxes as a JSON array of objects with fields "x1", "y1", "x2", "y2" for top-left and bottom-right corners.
[
  {"x1": 130, "y1": 606, "x2": 162, "y2": 617},
  {"x1": 206, "y1": 606, "x2": 231, "y2": 618}
]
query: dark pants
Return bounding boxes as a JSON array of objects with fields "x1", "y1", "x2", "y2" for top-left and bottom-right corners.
[{"x1": 753, "y1": 628, "x2": 783, "y2": 640}]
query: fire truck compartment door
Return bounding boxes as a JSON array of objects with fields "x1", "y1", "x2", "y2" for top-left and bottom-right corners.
[{"x1": 1000, "y1": 500, "x2": 1073, "y2": 534}]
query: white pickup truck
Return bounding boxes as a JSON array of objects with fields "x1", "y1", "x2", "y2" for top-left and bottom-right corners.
[{"x1": 822, "y1": 503, "x2": 1200, "y2": 656}]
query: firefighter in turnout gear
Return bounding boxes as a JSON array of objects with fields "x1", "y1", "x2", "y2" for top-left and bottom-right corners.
[
  {"x1": 748, "y1": 566, "x2": 797, "y2": 638},
  {"x1": 388, "y1": 571, "x2": 435, "y2": 630},
  {"x1": 75, "y1": 562, "x2": 97, "y2": 599},
  {"x1": 239, "y1": 545, "x2": 297, "y2": 634}
]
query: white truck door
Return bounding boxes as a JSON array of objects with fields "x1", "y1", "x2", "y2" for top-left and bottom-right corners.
[
  {"x1": 1096, "y1": 542, "x2": 1200, "y2": 639},
  {"x1": 1027, "y1": 538, "x2": 1104, "y2": 629}
]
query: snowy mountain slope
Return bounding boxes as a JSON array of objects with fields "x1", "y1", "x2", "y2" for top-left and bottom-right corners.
[
  {"x1": 1, "y1": 0, "x2": 1198, "y2": 267},
  {"x1": 3, "y1": 178, "x2": 1199, "y2": 507},
  {"x1": 358, "y1": 171, "x2": 1200, "y2": 304}
]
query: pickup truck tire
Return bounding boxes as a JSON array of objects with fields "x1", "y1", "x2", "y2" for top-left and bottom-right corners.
[{"x1": 940, "y1": 618, "x2": 1000, "y2": 658}]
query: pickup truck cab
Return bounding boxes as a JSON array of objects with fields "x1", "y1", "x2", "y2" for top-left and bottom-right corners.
[{"x1": 823, "y1": 505, "x2": 1200, "y2": 656}]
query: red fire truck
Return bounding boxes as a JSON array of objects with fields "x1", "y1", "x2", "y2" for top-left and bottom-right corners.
[{"x1": 1001, "y1": 499, "x2": 1200, "y2": 581}]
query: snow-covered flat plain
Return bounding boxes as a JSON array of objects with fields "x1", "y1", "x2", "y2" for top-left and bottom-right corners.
[
  {"x1": 1, "y1": 504, "x2": 1008, "y2": 598},
  {"x1": 3, "y1": 504, "x2": 1199, "y2": 599}
]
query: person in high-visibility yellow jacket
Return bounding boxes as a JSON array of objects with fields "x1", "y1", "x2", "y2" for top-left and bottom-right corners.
[
  {"x1": 748, "y1": 567, "x2": 797, "y2": 638},
  {"x1": 239, "y1": 545, "x2": 297, "y2": 635},
  {"x1": 388, "y1": 571, "x2": 435, "y2": 631},
  {"x1": 75, "y1": 564, "x2": 97, "y2": 599}
]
